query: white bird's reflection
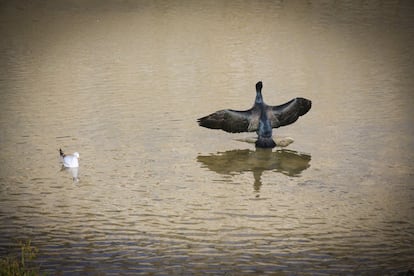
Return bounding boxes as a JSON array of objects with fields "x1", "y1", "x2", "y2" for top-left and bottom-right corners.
[{"x1": 60, "y1": 166, "x2": 79, "y2": 182}]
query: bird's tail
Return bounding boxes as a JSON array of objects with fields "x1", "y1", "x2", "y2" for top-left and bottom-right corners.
[
  {"x1": 255, "y1": 137, "x2": 276, "y2": 148},
  {"x1": 59, "y1": 148, "x2": 65, "y2": 157}
]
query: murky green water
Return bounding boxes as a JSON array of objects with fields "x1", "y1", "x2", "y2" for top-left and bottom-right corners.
[{"x1": 1, "y1": 0, "x2": 413, "y2": 274}]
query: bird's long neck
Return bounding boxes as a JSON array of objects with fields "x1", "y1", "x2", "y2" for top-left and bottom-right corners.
[{"x1": 255, "y1": 89, "x2": 263, "y2": 105}]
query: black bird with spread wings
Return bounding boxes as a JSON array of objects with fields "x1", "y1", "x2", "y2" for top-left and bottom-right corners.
[{"x1": 197, "y1": 81, "x2": 312, "y2": 148}]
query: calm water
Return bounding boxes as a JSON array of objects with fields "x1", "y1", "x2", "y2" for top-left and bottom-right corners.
[{"x1": 1, "y1": 0, "x2": 414, "y2": 274}]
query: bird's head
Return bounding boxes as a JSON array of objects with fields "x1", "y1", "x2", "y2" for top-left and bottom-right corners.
[
  {"x1": 256, "y1": 81, "x2": 263, "y2": 91},
  {"x1": 74, "y1": 152, "x2": 80, "y2": 158}
]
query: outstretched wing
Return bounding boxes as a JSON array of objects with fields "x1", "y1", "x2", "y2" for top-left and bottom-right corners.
[
  {"x1": 197, "y1": 108, "x2": 259, "y2": 133},
  {"x1": 268, "y1": 97, "x2": 312, "y2": 128}
]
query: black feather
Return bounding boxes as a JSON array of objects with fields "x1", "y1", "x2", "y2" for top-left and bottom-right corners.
[
  {"x1": 197, "y1": 82, "x2": 311, "y2": 148},
  {"x1": 255, "y1": 137, "x2": 276, "y2": 148}
]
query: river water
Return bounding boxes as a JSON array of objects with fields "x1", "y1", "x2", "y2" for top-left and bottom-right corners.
[{"x1": 1, "y1": 0, "x2": 413, "y2": 274}]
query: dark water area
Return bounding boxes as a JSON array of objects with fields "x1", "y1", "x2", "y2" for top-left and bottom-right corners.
[{"x1": 0, "y1": 0, "x2": 413, "y2": 274}]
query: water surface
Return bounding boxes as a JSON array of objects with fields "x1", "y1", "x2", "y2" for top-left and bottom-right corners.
[{"x1": 0, "y1": 0, "x2": 413, "y2": 274}]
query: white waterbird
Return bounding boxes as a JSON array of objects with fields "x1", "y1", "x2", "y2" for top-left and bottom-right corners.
[{"x1": 59, "y1": 148, "x2": 79, "y2": 168}]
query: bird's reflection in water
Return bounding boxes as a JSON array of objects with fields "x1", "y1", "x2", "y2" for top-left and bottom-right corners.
[
  {"x1": 197, "y1": 148, "x2": 311, "y2": 192},
  {"x1": 60, "y1": 166, "x2": 79, "y2": 182}
]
